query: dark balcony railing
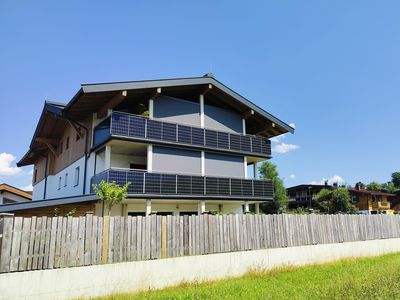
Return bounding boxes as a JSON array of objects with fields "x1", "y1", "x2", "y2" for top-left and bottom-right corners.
[
  {"x1": 91, "y1": 168, "x2": 274, "y2": 199},
  {"x1": 93, "y1": 111, "x2": 271, "y2": 157}
]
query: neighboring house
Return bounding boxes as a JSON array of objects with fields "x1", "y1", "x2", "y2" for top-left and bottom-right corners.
[
  {"x1": 0, "y1": 184, "x2": 32, "y2": 204},
  {"x1": 287, "y1": 184, "x2": 333, "y2": 209},
  {"x1": 287, "y1": 182, "x2": 395, "y2": 214},
  {"x1": 348, "y1": 186, "x2": 394, "y2": 214},
  {"x1": 1, "y1": 74, "x2": 294, "y2": 217}
]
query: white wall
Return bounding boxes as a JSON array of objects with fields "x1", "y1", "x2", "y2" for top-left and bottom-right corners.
[
  {"x1": 2, "y1": 238, "x2": 400, "y2": 300},
  {"x1": 32, "y1": 179, "x2": 45, "y2": 201},
  {"x1": 111, "y1": 153, "x2": 146, "y2": 169},
  {"x1": 32, "y1": 157, "x2": 86, "y2": 200}
]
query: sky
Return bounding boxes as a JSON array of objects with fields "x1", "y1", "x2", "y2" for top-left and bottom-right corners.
[{"x1": 1, "y1": 1, "x2": 400, "y2": 191}]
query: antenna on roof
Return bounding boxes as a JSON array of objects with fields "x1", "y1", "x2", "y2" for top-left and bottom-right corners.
[{"x1": 203, "y1": 72, "x2": 214, "y2": 78}]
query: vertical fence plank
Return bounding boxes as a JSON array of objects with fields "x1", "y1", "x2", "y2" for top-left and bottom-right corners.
[
  {"x1": 0, "y1": 215, "x2": 14, "y2": 273},
  {"x1": 84, "y1": 213, "x2": 93, "y2": 265},
  {"x1": 9, "y1": 217, "x2": 23, "y2": 272},
  {"x1": 43, "y1": 217, "x2": 53, "y2": 269},
  {"x1": 27, "y1": 216, "x2": 36, "y2": 270},
  {"x1": 102, "y1": 216, "x2": 109, "y2": 264},
  {"x1": 18, "y1": 218, "x2": 31, "y2": 271}
]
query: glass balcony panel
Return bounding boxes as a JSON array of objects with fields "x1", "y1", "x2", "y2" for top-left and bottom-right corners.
[
  {"x1": 91, "y1": 168, "x2": 273, "y2": 199},
  {"x1": 98, "y1": 112, "x2": 271, "y2": 157},
  {"x1": 129, "y1": 115, "x2": 146, "y2": 137},
  {"x1": 111, "y1": 113, "x2": 129, "y2": 136}
]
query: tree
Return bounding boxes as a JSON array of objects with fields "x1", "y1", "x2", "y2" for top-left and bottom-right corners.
[
  {"x1": 391, "y1": 172, "x2": 400, "y2": 189},
  {"x1": 92, "y1": 180, "x2": 129, "y2": 216},
  {"x1": 331, "y1": 187, "x2": 356, "y2": 213},
  {"x1": 314, "y1": 188, "x2": 331, "y2": 212},
  {"x1": 382, "y1": 182, "x2": 399, "y2": 193},
  {"x1": 315, "y1": 187, "x2": 355, "y2": 213},
  {"x1": 366, "y1": 182, "x2": 382, "y2": 191},
  {"x1": 258, "y1": 161, "x2": 288, "y2": 214}
]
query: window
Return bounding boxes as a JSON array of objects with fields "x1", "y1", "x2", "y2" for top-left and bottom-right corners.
[
  {"x1": 58, "y1": 177, "x2": 62, "y2": 190},
  {"x1": 128, "y1": 212, "x2": 146, "y2": 217},
  {"x1": 66, "y1": 137, "x2": 70, "y2": 150},
  {"x1": 33, "y1": 169, "x2": 37, "y2": 183},
  {"x1": 74, "y1": 167, "x2": 80, "y2": 186},
  {"x1": 64, "y1": 173, "x2": 68, "y2": 187},
  {"x1": 59, "y1": 141, "x2": 63, "y2": 154},
  {"x1": 129, "y1": 163, "x2": 147, "y2": 170}
]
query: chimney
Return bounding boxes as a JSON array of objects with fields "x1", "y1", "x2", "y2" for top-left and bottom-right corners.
[
  {"x1": 324, "y1": 180, "x2": 328, "y2": 186},
  {"x1": 355, "y1": 182, "x2": 362, "y2": 190}
]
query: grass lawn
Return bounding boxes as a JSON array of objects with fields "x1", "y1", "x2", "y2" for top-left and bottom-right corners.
[{"x1": 95, "y1": 253, "x2": 400, "y2": 300}]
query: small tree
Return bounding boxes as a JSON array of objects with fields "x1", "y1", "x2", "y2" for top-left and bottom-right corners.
[
  {"x1": 314, "y1": 188, "x2": 332, "y2": 213},
  {"x1": 315, "y1": 187, "x2": 355, "y2": 213},
  {"x1": 92, "y1": 180, "x2": 129, "y2": 216},
  {"x1": 259, "y1": 161, "x2": 288, "y2": 214}
]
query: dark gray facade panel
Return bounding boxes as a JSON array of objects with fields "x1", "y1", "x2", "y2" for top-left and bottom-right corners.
[
  {"x1": 204, "y1": 104, "x2": 243, "y2": 134},
  {"x1": 154, "y1": 95, "x2": 200, "y2": 127},
  {"x1": 205, "y1": 152, "x2": 244, "y2": 178},
  {"x1": 152, "y1": 146, "x2": 201, "y2": 175}
]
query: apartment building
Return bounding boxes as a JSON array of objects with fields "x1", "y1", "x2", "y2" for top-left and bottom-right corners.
[{"x1": 4, "y1": 74, "x2": 294, "y2": 216}]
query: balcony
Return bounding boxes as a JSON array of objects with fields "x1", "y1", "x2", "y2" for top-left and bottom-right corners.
[
  {"x1": 91, "y1": 168, "x2": 274, "y2": 200},
  {"x1": 372, "y1": 201, "x2": 391, "y2": 210},
  {"x1": 93, "y1": 111, "x2": 271, "y2": 157}
]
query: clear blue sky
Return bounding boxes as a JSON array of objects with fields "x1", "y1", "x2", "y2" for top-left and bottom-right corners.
[{"x1": 1, "y1": 1, "x2": 399, "y2": 190}]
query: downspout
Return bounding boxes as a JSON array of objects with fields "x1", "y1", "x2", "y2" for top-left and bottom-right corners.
[
  {"x1": 43, "y1": 154, "x2": 48, "y2": 199},
  {"x1": 37, "y1": 153, "x2": 49, "y2": 200}
]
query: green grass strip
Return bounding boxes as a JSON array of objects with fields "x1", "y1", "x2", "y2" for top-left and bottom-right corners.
[{"x1": 94, "y1": 253, "x2": 400, "y2": 300}]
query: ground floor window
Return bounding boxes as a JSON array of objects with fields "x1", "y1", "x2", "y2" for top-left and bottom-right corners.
[{"x1": 128, "y1": 212, "x2": 145, "y2": 217}]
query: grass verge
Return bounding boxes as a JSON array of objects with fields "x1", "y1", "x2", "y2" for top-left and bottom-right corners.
[{"x1": 94, "y1": 253, "x2": 400, "y2": 299}]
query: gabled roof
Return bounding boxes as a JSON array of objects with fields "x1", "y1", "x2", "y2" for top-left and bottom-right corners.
[
  {"x1": 18, "y1": 75, "x2": 295, "y2": 166},
  {"x1": 17, "y1": 101, "x2": 66, "y2": 166},
  {"x1": 348, "y1": 189, "x2": 395, "y2": 197},
  {"x1": 66, "y1": 76, "x2": 294, "y2": 134},
  {"x1": 0, "y1": 183, "x2": 32, "y2": 200}
]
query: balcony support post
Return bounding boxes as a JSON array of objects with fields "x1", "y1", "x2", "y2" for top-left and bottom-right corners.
[
  {"x1": 147, "y1": 145, "x2": 153, "y2": 172},
  {"x1": 253, "y1": 162, "x2": 257, "y2": 179},
  {"x1": 201, "y1": 151, "x2": 205, "y2": 176},
  {"x1": 149, "y1": 99, "x2": 154, "y2": 120},
  {"x1": 244, "y1": 157, "x2": 248, "y2": 179},
  {"x1": 199, "y1": 93, "x2": 205, "y2": 128},
  {"x1": 255, "y1": 203, "x2": 260, "y2": 214},
  {"x1": 244, "y1": 201, "x2": 250, "y2": 214},
  {"x1": 146, "y1": 199, "x2": 152, "y2": 216},
  {"x1": 105, "y1": 145, "x2": 111, "y2": 169},
  {"x1": 198, "y1": 200, "x2": 206, "y2": 215}
]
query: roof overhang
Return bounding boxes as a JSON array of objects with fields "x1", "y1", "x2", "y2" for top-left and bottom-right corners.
[
  {"x1": 17, "y1": 101, "x2": 66, "y2": 166},
  {"x1": 0, "y1": 194, "x2": 98, "y2": 212},
  {"x1": 66, "y1": 76, "x2": 294, "y2": 136}
]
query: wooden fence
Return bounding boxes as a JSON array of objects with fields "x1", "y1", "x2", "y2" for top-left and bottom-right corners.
[{"x1": 1, "y1": 213, "x2": 400, "y2": 273}]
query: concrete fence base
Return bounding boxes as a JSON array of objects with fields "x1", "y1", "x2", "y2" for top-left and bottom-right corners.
[{"x1": 1, "y1": 238, "x2": 400, "y2": 300}]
